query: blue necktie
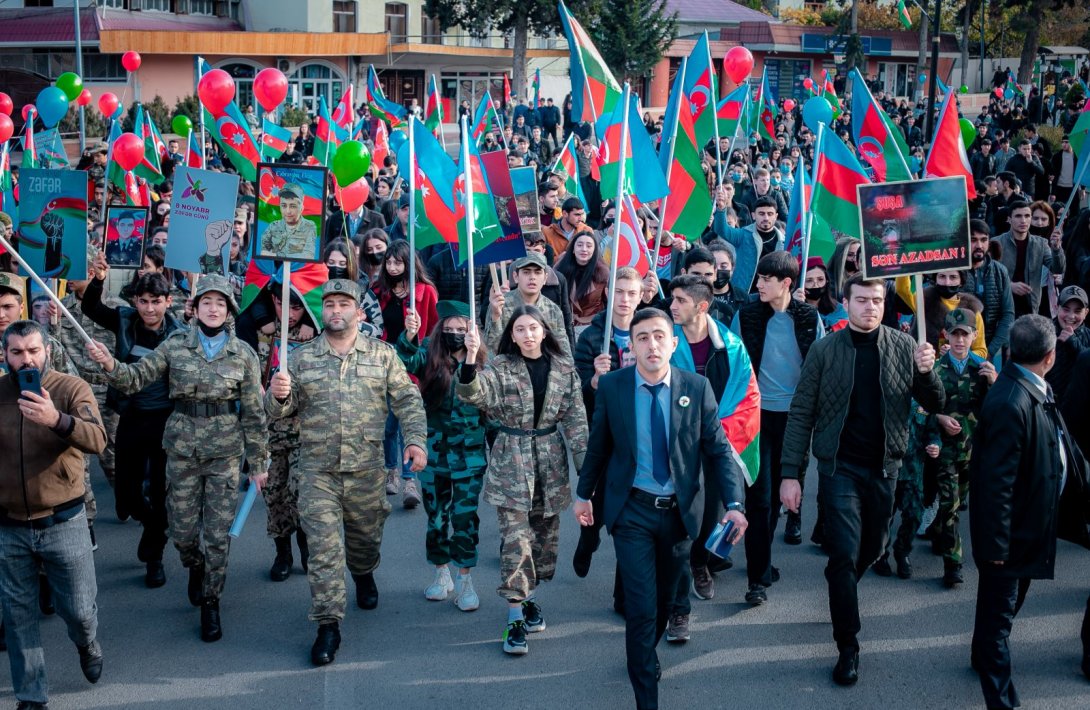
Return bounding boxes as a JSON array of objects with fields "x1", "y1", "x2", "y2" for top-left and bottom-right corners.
[{"x1": 644, "y1": 383, "x2": 671, "y2": 487}]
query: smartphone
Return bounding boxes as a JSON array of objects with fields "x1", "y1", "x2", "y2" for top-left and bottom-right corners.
[
  {"x1": 17, "y1": 368, "x2": 42, "y2": 398},
  {"x1": 704, "y1": 520, "x2": 736, "y2": 560}
]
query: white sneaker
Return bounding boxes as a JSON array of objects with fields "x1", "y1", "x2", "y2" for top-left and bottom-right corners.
[
  {"x1": 402, "y1": 479, "x2": 422, "y2": 509},
  {"x1": 917, "y1": 501, "x2": 938, "y2": 538},
  {"x1": 453, "y1": 573, "x2": 480, "y2": 612},
  {"x1": 425, "y1": 566, "x2": 454, "y2": 601},
  {"x1": 385, "y1": 469, "x2": 399, "y2": 495}
]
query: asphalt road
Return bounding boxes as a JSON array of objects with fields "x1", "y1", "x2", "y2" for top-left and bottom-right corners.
[{"x1": 5, "y1": 465, "x2": 1090, "y2": 710}]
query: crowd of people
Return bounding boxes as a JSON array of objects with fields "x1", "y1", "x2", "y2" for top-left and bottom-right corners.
[{"x1": 1, "y1": 58, "x2": 1090, "y2": 710}]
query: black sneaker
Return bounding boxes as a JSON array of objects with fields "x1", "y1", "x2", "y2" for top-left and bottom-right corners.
[
  {"x1": 872, "y1": 555, "x2": 893, "y2": 577},
  {"x1": 943, "y1": 563, "x2": 964, "y2": 588},
  {"x1": 784, "y1": 512, "x2": 803, "y2": 545},
  {"x1": 145, "y1": 561, "x2": 166, "y2": 589},
  {"x1": 77, "y1": 640, "x2": 103, "y2": 683},
  {"x1": 522, "y1": 599, "x2": 546, "y2": 633},
  {"x1": 745, "y1": 583, "x2": 767, "y2": 606},
  {"x1": 894, "y1": 551, "x2": 913, "y2": 580},
  {"x1": 503, "y1": 619, "x2": 528, "y2": 655}
]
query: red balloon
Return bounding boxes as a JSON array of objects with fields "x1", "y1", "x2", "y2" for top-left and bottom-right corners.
[
  {"x1": 783, "y1": 99, "x2": 796, "y2": 112},
  {"x1": 253, "y1": 67, "x2": 288, "y2": 112},
  {"x1": 198, "y1": 69, "x2": 236, "y2": 113},
  {"x1": 77, "y1": 89, "x2": 93, "y2": 107},
  {"x1": 994, "y1": 86, "x2": 1004, "y2": 98},
  {"x1": 0, "y1": 93, "x2": 12, "y2": 116},
  {"x1": 98, "y1": 92, "x2": 120, "y2": 117},
  {"x1": 21, "y1": 104, "x2": 36, "y2": 122},
  {"x1": 803, "y1": 78, "x2": 814, "y2": 91},
  {"x1": 0, "y1": 115, "x2": 13, "y2": 144},
  {"x1": 122, "y1": 51, "x2": 142, "y2": 73},
  {"x1": 113, "y1": 133, "x2": 145, "y2": 172},
  {"x1": 723, "y1": 46, "x2": 755, "y2": 85}
]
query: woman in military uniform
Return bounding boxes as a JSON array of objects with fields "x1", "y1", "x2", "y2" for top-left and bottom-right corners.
[
  {"x1": 87, "y1": 275, "x2": 268, "y2": 644},
  {"x1": 458, "y1": 305, "x2": 587, "y2": 656},
  {"x1": 396, "y1": 301, "x2": 488, "y2": 612}
]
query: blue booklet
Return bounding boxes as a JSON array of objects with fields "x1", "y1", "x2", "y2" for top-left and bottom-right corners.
[{"x1": 704, "y1": 520, "x2": 737, "y2": 559}]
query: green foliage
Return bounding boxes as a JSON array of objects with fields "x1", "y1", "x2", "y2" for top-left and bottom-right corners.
[
  {"x1": 280, "y1": 105, "x2": 311, "y2": 128},
  {"x1": 120, "y1": 95, "x2": 172, "y2": 133},
  {"x1": 590, "y1": 0, "x2": 678, "y2": 83},
  {"x1": 57, "y1": 107, "x2": 106, "y2": 141},
  {"x1": 1036, "y1": 124, "x2": 1065, "y2": 153},
  {"x1": 1064, "y1": 82, "x2": 1085, "y2": 109},
  {"x1": 172, "y1": 94, "x2": 201, "y2": 126}
]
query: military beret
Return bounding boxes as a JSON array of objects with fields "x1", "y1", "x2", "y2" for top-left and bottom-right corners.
[
  {"x1": 321, "y1": 278, "x2": 361, "y2": 302},
  {"x1": 1059, "y1": 285, "x2": 1088, "y2": 308},
  {"x1": 0, "y1": 271, "x2": 25, "y2": 298},
  {"x1": 512, "y1": 251, "x2": 547, "y2": 271},
  {"x1": 436, "y1": 300, "x2": 471, "y2": 320},
  {"x1": 944, "y1": 307, "x2": 977, "y2": 333},
  {"x1": 280, "y1": 183, "x2": 304, "y2": 201}
]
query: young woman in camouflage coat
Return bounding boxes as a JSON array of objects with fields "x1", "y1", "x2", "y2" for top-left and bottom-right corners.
[
  {"x1": 396, "y1": 300, "x2": 488, "y2": 612},
  {"x1": 459, "y1": 304, "x2": 588, "y2": 656}
]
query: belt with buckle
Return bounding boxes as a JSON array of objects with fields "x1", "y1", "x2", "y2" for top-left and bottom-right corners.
[
  {"x1": 175, "y1": 399, "x2": 241, "y2": 417},
  {"x1": 0, "y1": 498, "x2": 85, "y2": 529},
  {"x1": 630, "y1": 488, "x2": 677, "y2": 510}
]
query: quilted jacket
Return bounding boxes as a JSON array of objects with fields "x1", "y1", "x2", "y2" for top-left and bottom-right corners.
[{"x1": 780, "y1": 325, "x2": 945, "y2": 485}]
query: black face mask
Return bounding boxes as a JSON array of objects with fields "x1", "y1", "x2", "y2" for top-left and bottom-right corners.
[
  {"x1": 844, "y1": 258, "x2": 858, "y2": 272},
  {"x1": 327, "y1": 266, "x2": 349, "y2": 280},
  {"x1": 805, "y1": 286, "x2": 827, "y2": 301},
  {"x1": 935, "y1": 284, "x2": 960, "y2": 299},
  {"x1": 601, "y1": 217, "x2": 615, "y2": 229},
  {"x1": 198, "y1": 321, "x2": 226, "y2": 337},
  {"x1": 441, "y1": 332, "x2": 466, "y2": 351},
  {"x1": 365, "y1": 252, "x2": 385, "y2": 266},
  {"x1": 1029, "y1": 224, "x2": 1051, "y2": 237},
  {"x1": 713, "y1": 269, "x2": 732, "y2": 289}
]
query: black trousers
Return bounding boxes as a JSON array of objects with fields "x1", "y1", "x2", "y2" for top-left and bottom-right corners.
[
  {"x1": 744, "y1": 409, "x2": 789, "y2": 586},
  {"x1": 819, "y1": 462, "x2": 896, "y2": 652},
  {"x1": 612, "y1": 494, "x2": 690, "y2": 710},
  {"x1": 670, "y1": 456, "x2": 723, "y2": 616},
  {"x1": 971, "y1": 572, "x2": 1032, "y2": 709},
  {"x1": 114, "y1": 408, "x2": 171, "y2": 560}
]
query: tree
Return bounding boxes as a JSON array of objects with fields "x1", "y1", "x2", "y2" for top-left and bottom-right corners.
[
  {"x1": 425, "y1": 0, "x2": 599, "y2": 106},
  {"x1": 590, "y1": 0, "x2": 678, "y2": 85}
]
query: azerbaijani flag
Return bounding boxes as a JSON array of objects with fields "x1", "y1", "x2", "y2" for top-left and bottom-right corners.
[
  {"x1": 185, "y1": 130, "x2": 204, "y2": 168},
  {"x1": 471, "y1": 92, "x2": 503, "y2": 143},
  {"x1": 240, "y1": 260, "x2": 327, "y2": 332},
  {"x1": 200, "y1": 59, "x2": 261, "y2": 181},
  {"x1": 424, "y1": 74, "x2": 443, "y2": 138},
  {"x1": 672, "y1": 318, "x2": 761, "y2": 486},
  {"x1": 373, "y1": 120, "x2": 390, "y2": 170},
  {"x1": 684, "y1": 31, "x2": 719, "y2": 149},
  {"x1": 896, "y1": 0, "x2": 912, "y2": 29},
  {"x1": 850, "y1": 70, "x2": 912, "y2": 182},
  {"x1": 21, "y1": 115, "x2": 38, "y2": 169},
  {"x1": 396, "y1": 117, "x2": 462, "y2": 249},
  {"x1": 132, "y1": 104, "x2": 164, "y2": 182},
  {"x1": 367, "y1": 65, "x2": 408, "y2": 128},
  {"x1": 104, "y1": 124, "x2": 145, "y2": 207},
  {"x1": 531, "y1": 68, "x2": 541, "y2": 108},
  {"x1": 784, "y1": 154, "x2": 812, "y2": 264},
  {"x1": 0, "y1": 143, "x2": 16, "y2": 231},
  {"x1": 313, "y1": 95, "x2": 339, "y2": 166},
  {"x1": 503, "y1": 74, "x2": 512, "y2": 107},
  {"x1": 261, "y1": 118, "x2": 292, "y2": 160},
  {"x1": 603, "y1": 194, "x2": 651, "y2": 276},
  {"x1": 660, "y1": 58, "x2": 712, "y2": 241},
  {"x1": 37, "y1": 129, "x2": 68, "y2": 170},
  {"x1": 821, "y1": 73, "x2": 841, "y2": 119},
  {"x1": 550, "y1": 132, "x2": 585, "y2": 205},
  {"x1": 595, "y1": 92, "x2": 669, "y2": 204},
  {"x1": 716, "y1": 84, "x2": 749, "y2": 142},
  {"x1": 456, "y1": 120, "x2": 504, "y2": 264},
  {"x1": 923, "y1": 90, "x2": 976, "y2": 199},
  {"x1": 559, "y1": 0, "x2": 622, "y2": 123},
  {"x1": 811, "y1": 126, "x2": 870, "y2": 248},
  {"x1": 751, "y1": 68, "x2": 777, "y2": 141},
  {"x1": 1070, "y1": 101, "x2": 1090, "y2": 186}
]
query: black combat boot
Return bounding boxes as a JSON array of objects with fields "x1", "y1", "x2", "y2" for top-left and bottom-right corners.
[
  {"x1": 270, "y1": 537, "x2": 293, "y2": 582},
  {"x1": 296, "y1": 529, "x2": 310, "y2": 573},
  {"x1": 311, "y1": 622, "x2": 341, "y2": 666},
  {"x1": 188, "y1": 564, "x2": 205, "y2": 607},
  {"x1": 201, "y1": 597, "x2": 222, "y2": 642},
  {"x1": 353, "y1": 572, "x2": 378, "y2": 610}
]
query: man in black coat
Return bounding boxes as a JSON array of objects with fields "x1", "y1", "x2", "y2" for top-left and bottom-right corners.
[
  {"x1": 574, "y1": 308, "x2": 748, "y2": 710},
  {"x1": 971, "y1": 314, "x2": 1090, "y2": 709}
]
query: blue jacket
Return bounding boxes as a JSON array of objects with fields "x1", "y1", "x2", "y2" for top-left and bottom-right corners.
[{"x1": 712, "y1": 209, "x2": 784, "y2": 295}]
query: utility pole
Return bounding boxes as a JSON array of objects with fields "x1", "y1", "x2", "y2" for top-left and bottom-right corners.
[
  {"x1": 924, "y1": 0, "x2": 943, "y2": 143},
  {"x1": 74, "y1": 1, "x2": 86, "y2": 152}
]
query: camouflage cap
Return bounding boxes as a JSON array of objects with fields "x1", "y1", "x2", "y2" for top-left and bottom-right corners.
[
  {"x1": 1059, "y1": 285, "x2": 1089, "y2": 308},
  {"x1": 92, "y1": 141, "x2": 109, "y2": 154},
  {"x1": 321, "y1": 278, "x2": 361, "y2": 302},
  {"x1": 0, "y1": 271, "x2": 25, "y2": 298},
  {"x1": 512, "y1": 251, "x2": 547, "y2": 271},
  {"x1": 234, "y1": 207, "x2": 248, "y2": 224},
  {"x1": 945, "y1": 307, "x2": 977, "y2": 333},
  {"x1": 280, "y1": 183, "x2": 304, "y2": 201},
  {"x1": 193, "y1": 274, "x2": 240, "y2": 314},
  {"x1": 436, "y1": 300, "x2": 471, "y2": 320}
]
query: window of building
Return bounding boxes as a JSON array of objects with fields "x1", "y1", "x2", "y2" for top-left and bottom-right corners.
[
  {"x1": 24, "y1": 0, "x2": 55, "y2": 7},
  {"x1": 421, "y1": 14, "x2": 442, "y2": 45},
  {"x1": 385, "y1": 3, "x2": 408, "y2": 43},
  {"x1": 141, "y1": 0, "x2": 173, "y2": 12},
  {"x1": 803, "y1": 1, "x2": 824, "y2": 11},
  {"x1": 101, "y1": 0, "x2": 128, "y2": 8},
  {"x1": 877, "y1": 62, "x2": 916, "y2": 97},
  {"x1": 220, "y1": 61, "x2": 259, "y2": 114},
  {"x1": 185, "y1": 0, "x2": 215, "y2": 14},
  {"x1": 333, "y1": 1, "x2": 357, "y2": 33},
  {"x1": 288, "y1": 62, "x2": 346, "y2": 117}
]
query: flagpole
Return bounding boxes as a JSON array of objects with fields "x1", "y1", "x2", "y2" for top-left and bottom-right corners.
[
  {"x1": 197, "y1": 58, "x2": 207, "y2": 171},
  {"x1": 100, "y1": 132, "x2": 116, "y2": 222},
  {"x1": 702, "y1": 32, "x2": 725, "y2": 188},
  {"x1": 797, "y1": 153, "x2": 814, "y2": 272},
  {"x1": 654, "y1": 61, "x2": 685, "y2": 277},
  {"x1": 461, "y1": 115, "x2": 477, "y2": 328},
  {"x1": 408, "y1": 116, "x2": 418, "y2": 314},
  {"x1": 491, "y1": 95, "x2": 510, "y2": 152},
  {"x1": 1056, "y1": 158, "x2": 1090, "y2": 233},
  {"x1": 280, "y1": 262, "x2": 291, "y2": 370},
  {"x1": 0, "y1": 234, "x2": 93, "y2": 346},
  {"x1": 602, "y1": 83, "x2": 632, "y2": 356},
  {"x1": 724, "y1": 91, "x2": 748, "y2": 182}
]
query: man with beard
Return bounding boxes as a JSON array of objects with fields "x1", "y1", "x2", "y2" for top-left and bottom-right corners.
[
  {"x1": 995, "y1": 201, "x2": 1065, "y2": 317},
  {"x1": 713, "y1": 195, "x2": 784, "y2": 297},
  {"x1": 962, "y1": 220, "x2": 1015, "y2": 361}
]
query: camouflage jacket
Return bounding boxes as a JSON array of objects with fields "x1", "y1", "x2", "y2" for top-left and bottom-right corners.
[
  {"x1": 258, "y1": 320, "x2": 316, "y2": 452},
  {"x1": 932, "y1": 352, "x2": 990, "y2": 464},
  {"x1": 105, "y1": 328, "x2": 268, "y2": 468},
  {"x1": 53, "y1": 293, "x2": 118, "y2": 385},
  {"x1": 484, "y1": 290, "x2": 572, "y2": 357},
  {"x1": 265, "y1": 332, "x2": 427, "y2": 473},
  {"x1": 396, "y1": 335, "x2": 488, "y2": 481},
  {"x1": 456, "y1": 354, "x2": 588, "y2": 515}
]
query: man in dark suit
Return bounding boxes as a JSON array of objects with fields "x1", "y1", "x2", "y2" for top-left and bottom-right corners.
[
  {"x1": 574, "y1": 307, "x2": 748, "y2": 710},
  {"x1": 971, "y1": 314, "x2": 1090, "y2": 709}
]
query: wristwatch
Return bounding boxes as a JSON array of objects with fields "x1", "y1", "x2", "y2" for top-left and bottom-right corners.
[{"x1": 726, "y1": 501, "x2": 746, "y2": 514}]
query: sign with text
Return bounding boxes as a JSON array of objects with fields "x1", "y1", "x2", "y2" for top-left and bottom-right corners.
[
  {"x1": 477, "y1": 150, "x2": 528, "y2": 266},
  {"x1": 17, "y1": 169, "x2": 88, "y2": 280},
  {"x1": 165, "y1": 167, "x2": 241, "y2": 275},
  {"x1": 858, "y1": 177, "x2": 971, "y2": 280}
]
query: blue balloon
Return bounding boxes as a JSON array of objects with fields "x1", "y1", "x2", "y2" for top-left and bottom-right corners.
[
  {"x1": 918, "y1": 74, "x2": 927, "y2": 84},
  {"x1": 389, "y1": 128, "x2": 407, "y2": 155},
  {"x1": 1003, "y1": 88, "x2": 1013, "y2": 100},
  {"x1": 36, "y1": 86, "x2": 69, "y2": 128},
  {"x1": 802, "y1": 96, "x2": 833, "y2": 133}
]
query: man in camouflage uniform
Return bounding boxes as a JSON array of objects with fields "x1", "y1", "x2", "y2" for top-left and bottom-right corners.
[
  {"x1": 484, "y1": 252, "x2": 572, "y2": 356},
  {"x1": 259, "y1": 183, "x2": 317, "y2": 261},
  {"x1": 931, "y1": 307, "x2": 996, "y2": 588},
  {"x1": 266, "y1": 279, "x2": 427, "y2": 667}
]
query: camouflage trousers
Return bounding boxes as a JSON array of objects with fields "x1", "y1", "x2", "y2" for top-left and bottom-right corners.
[
  {"x1": 90, "y1": 383, "x2": 118, "y2": 478},
  {"x1": 421, "y1": 473, "x2": 483, "y2": 569},
  {"x1": 263, "y1": 447, "x2": 300, "y2": 538},
  {"x1": 299, "y1": 468, "x2": 391, "y2": 624},
  {"x1": 166, "y1": 455, "x2": 242, "y2": 600},
  {"x1": 935, "y1": 459, "x2": 970, "y2": 564},
  {"x1": 496, "y1": 482, "x2": 560, "y2": 603},
  {"x1": 82, "y1": 460, "x2": 96, "y2": 526},
  {"x1": 890, "y1": 452, "x2": 926, "y2": 559}
]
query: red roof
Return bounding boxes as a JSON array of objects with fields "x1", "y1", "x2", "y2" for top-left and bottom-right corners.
[
  {"x1": 0, "y1": 7, "x2": 240, "y2": 46},
  {"x1": 98, "y1": 8, "x2": 240, "y2": 32},
  {"x1": 664, "y1": 0, "x2": 775, "y2": 24}
]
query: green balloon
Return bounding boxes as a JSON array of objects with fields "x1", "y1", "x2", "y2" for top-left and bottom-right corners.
[
  {"x1": 959, "y1": 84, "x2": 970, "y2": 94},
  {"x1": 56, "y1": 72, "x2": 83, "y2": 103},
  {"x1": 171, "y1": 114, "x2": 193, "y2": 137},
  {"x1": 959, "y1": 118, "x2": 977, "y2": 148},
  {"x1": 332, "y1": 140, "x2": 371, "y2": 187}
]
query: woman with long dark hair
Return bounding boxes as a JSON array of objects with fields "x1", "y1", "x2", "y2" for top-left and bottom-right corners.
[
  {"x1": 554, "y1": 232, "x2": 609, "y2": 338},
  {"x1": 458, "y1": 305, "x2": 587, "y2": 656},
  {"x1": 396, "y1": 301, "x2": 488, "y2": 611},
  {"x1": 799, "y1": 259, "x2": 847, "y2": 331}
]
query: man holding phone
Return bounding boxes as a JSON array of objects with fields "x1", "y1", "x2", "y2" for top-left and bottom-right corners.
[{"x1": 0, "y1": 319, "x2": 107, "y2": 709}]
